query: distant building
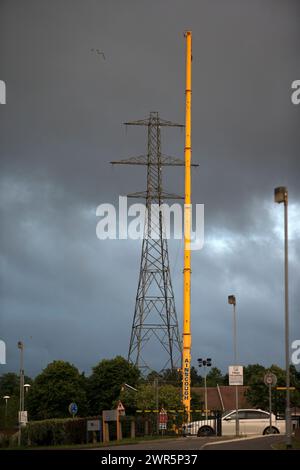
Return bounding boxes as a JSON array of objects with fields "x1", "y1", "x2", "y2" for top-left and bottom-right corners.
[{"x1": 191, "y1": 386, "x2": 250, "y2": 411}]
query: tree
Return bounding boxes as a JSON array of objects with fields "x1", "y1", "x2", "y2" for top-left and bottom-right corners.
[
  {"x1": 0, "y1": 373, "x2": 32, "y2": 429},
  {"x1": 0, "y1": 372, "x2": 32, "y2": 396},
  {"x1": 161, "y1": 369, "x2": 181, "y2": 386},
  {"x1": 206, "y1": 367, "x2": 224, "y2": 387},
  {"x1": 87, "y1": 356, "x2": 140, "y2": 415},
  {"x1": 243, "y1": 364, "x2": 266, "y2": 386},
  {"x1": 146, "y1": 370, "x2": 162, "y2": 384},
  {"x1": 245, "y1": 364, "x2": 300, "y2": 414},
  {"x1": 132, "y1": 384, "x2": 182, "y2": 410},
  {"x1": 190, "y1": 366, "x2": 203, "y2": 386},
  {"x1": 27, "y1": 361, "x2": 87, "y2": 420}
]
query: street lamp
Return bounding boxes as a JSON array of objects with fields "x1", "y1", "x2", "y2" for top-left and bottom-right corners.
[
  {"x1": 274, "y1": 186, "x2": 292, "y2": 449},
  {"x1": 197, "y1": 358, "x2": 212, "y2": 420},
  {"x1": 3, "y1": 395, "x2": 10, "y2": 428},
  {"x1": 24, "y1": 384, "x2": 31, "y2": 393},
  {"x1": 228, "y1": 294, "x2": 239, "y2": 437},
  {"x1": 17, "y1": 341, "x2": 24, "y2": 446}
]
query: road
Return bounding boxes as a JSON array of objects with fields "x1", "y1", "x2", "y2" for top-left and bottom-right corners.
[{"x1": 99, "y1": 435, "x2": 284, "y2": 451}]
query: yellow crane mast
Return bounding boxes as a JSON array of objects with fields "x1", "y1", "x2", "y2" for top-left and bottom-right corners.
[{"x1": 182, "y1": 30, "x2": 192, "y2": 419}]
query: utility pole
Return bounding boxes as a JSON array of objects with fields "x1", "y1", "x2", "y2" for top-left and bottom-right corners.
[
  {"x1": 228, "y1": 295, "x2": 239, "y2": 437},
  {"x1": 182, "y1": 30, "x2": 192, "y2": 420},
  {"x1": 18, "y1": 341, "x2": 24, "y2": 446}
]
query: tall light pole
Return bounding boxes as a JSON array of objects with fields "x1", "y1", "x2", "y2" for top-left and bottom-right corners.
[
  {"x1": 274, "y1": 186, "x2": 292, "y2": 449},
  {"x1": 3, "y1": 395, "x2": 10, "y2": 428},
  {"x1": 228, "y1": 295, "x2": 239, "y2": 437},
  {"x1": 197, "y1": 358, "x2": 212, "y2": 420},
  {"x1": 18, "y1": 340, "x2": 24, "y2": 446}
]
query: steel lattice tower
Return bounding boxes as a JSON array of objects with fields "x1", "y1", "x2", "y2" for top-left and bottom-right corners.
[{"x1": 111, "y1": 112, "x2": 193, "y2": 373}]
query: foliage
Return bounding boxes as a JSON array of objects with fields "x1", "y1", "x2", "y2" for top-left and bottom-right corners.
[
  {"x1": 118, "y1": 383, "x2": 182, "y2": 411},
  {"x1": 0, "y1": 372, "x2": 32, "y2": 396},
  {"x1": 245, "y1": 364, "x2": 300, "y2": 414},
  {"x1": 137, "y1": 384, "x2": 182, "y2": 410},
  {"x1": 0, "y1": 373, "x2": 32, "y2": 430},
  {"x1": 87, "y1": 356, "x2": 140, "y2": 415},
  {"x1": 191, "y1": 366, "x2": 203, "y2": 386},
  {"x1": 21, "y1": 417, "x2": 87, "y2": 446},
  {"x1": 206, "y1": 367, "x2": 224, "y2": 386},
  {"x1": 160, "y1": 369, "x2": 181, "y2": 386},
  {"x1": 27, "y1": 361, "x2": 87, "y2": 420}
]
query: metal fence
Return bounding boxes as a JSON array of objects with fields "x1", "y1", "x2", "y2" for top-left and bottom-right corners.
[
  {"x1": 182, "y1": 410, "x2": 222, "y2": 437},
  {"x1": 102, "y1": 410, "x2": 223, "y2": 442}
]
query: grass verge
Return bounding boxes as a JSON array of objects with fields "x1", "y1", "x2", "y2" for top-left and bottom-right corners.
[{"x1": 0, "y1": 434, "x2": 179, "y2": 451}]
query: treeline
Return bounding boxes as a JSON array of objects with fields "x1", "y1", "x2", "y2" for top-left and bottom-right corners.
[{"x1": 0, "y1": 357, "x2": 299, "y2": 427}]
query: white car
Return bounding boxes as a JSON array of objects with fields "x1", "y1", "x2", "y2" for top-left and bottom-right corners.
[{"x1": 183, "y1": 409, "x2": 286, "y2": 437}]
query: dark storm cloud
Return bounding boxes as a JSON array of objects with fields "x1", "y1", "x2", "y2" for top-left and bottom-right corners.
[{"x1": 0, "y1": 0, "x2": 299, "y2": 376}]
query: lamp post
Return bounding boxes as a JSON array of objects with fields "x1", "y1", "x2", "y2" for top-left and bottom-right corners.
[
  {"x1": 274, "y1": 186, "x2": 292, "y2": 449},
  {"x1": 3, "y1": 395, "x2": 10, "y2": 428},
  {"x1": 228, "y1": 295, "x2": 239, "y2": 437},
  {"x1": 197, "y1": 358, "x2": 212, "y2": 420},
  {"x1": 24, "y1": 383, "x2": 31, "y2": 415},
  {"x1": 18, "y1": 341, "x2": 24, "y2": 446}
]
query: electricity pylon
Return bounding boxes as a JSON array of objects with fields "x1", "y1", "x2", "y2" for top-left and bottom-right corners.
[{"x1": 111, "y1": 112, "x2": 196, "y2": 374}]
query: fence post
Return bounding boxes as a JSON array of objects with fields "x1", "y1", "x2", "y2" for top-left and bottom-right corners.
[
  {"x1": 131, "y1": 418, "x2": 136, "y2": 439},
  {"x1": 145, "y1": 419, "x2": 149, "y2": 436},
  {"x1": 119, "y1": 419, "x2": 123, "y2": 441}
]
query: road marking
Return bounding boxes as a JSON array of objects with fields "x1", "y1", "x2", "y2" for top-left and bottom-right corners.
[{"x1": 200, "y1": 434, "x2": 281, "y2": 450}]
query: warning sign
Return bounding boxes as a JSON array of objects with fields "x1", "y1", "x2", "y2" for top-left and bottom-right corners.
[
  {"x1": 117, "y1": 400, "x2": 125, "y2": 416},
  {"x1": 159, "y1": 408, "x2": 168, "y2": 430}
]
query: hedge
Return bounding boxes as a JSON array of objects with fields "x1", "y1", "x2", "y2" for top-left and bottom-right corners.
[{"x1": 21, "y1": 417, "x2": 96, "y2": 446}]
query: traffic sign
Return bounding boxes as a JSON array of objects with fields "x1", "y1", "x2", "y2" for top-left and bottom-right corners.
[
  {"x1": 159, "y1": 408, "x2": 168, "y2": 424},
  {"x1": 103, "y1": 410, "x2": 118, "y2": 421},
  {"x1": 87, "y1": 419, "x2": 101, "y2": 432},
  {"x1": 117, "y1": 400, "x2": 125, "y2": 416},
  {"x1": 229, "y1": 365, "x2": 243, "y2": 386},
  {"x1": 18, "y1": 411, "x2": 28, "y2": 425},
  {"x1": 159, "y1": 408, "x2": 168, "y2": 431},
  {"x1": 68, "y1": 402, "x2": 78, "y2": 417},
  {"x1": 264, "y1": 372, "x2": 277, "y2": 387}
]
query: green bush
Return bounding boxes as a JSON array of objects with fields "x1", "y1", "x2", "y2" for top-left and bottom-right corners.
[{"x1": 21, "y1": 417, "x2": 90, "y2": 446}]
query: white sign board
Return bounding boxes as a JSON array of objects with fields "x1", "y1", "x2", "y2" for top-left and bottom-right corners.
[
  {"x1": 103, "y1": 410, "x2": 118, "y2": 421},
  {"x1": 229, "y1": 365, "x2": 243, "y2": 386},
  {"x1": 19, "y1": 411, "x2": 28, "y2": 424},
  {"x1": 87, "y1": 419, "x2": 101, "y2": 431}
]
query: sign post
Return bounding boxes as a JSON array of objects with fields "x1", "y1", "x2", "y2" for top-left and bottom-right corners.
[
  {"x1": 116, "y1": 401, "x2": 125, "y2": 441},
  {"x1": 159, "y1": 408, "x2": 168, "y2": 435},
  {"x1": 68, "y1": 402, "x2": 78, "y2": 419},
  {"x1": 229, "y1": 365, "x2": 244, "y2": 386},
  {"x1": 264, "y1": 373, "x2": 277, "y2": 433},
  {"x1": 229, "y1": 365, "x2": 243, "y2": 437}
]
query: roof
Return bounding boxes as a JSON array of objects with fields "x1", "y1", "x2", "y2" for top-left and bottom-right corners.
[{"x1": 191, "y1": 386, "x2": 250, "y2": 411}]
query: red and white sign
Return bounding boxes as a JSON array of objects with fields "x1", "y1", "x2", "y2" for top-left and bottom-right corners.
[
  {"x1": 117, "y1": 400, "x2": 125, "y2": 415},
  {"x1": 159, "y1": 408, "x2": 168, "y2": 424}
]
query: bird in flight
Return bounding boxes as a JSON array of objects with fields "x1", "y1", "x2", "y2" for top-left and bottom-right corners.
[{"x1": 91, "y1": 48, "x2": 105, "y2": 60}]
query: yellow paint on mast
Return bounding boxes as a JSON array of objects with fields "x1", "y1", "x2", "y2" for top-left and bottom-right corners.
[{"x1": 182, "y1": 31, "x2": 192, "y2": 419}]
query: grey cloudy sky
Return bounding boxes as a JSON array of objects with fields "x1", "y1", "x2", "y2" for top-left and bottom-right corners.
[{"x1": 0, "y1": 0, "x2": 299, "y2": 377}]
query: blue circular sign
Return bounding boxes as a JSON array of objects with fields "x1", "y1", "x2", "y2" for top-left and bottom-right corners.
[{"x1": 68, "y1": 402, "x2": 78, "y2": 415}]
